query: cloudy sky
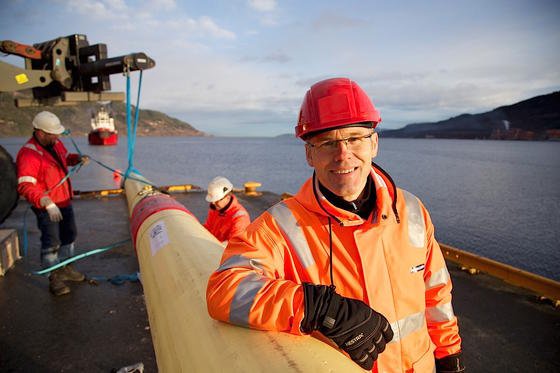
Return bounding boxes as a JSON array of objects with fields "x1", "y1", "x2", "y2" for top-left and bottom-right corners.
[{"x1": 2, "y1": 0, "x2": 559, "y2": 136}]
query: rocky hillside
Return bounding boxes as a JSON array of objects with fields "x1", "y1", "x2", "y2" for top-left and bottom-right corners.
[
  {"x1": 380, "y1": 91, "x2": 560, "y2": 140},
  {"x1": 0, "y1": 91, "x2": 206, "y2": 137}
]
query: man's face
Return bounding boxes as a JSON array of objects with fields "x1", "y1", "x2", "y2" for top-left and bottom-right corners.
[
  {"x1": 305, "y1": 126, "x2": 378, "y2": 201},
  {"x1": 36, "y1": 130, "x2": 59, "y2": 147},
  {"x1": 212, "y1": 194, "x2": 231, "y2": 210}
]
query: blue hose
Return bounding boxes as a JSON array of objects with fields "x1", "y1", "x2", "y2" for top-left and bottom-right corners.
[{"x1": 33, "y1": 239, "x2": 131, "y2": 276}]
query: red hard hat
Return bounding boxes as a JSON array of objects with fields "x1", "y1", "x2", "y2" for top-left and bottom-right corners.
[{"x1": 295, "y1": 77, "x2": 381, "y2": 138}]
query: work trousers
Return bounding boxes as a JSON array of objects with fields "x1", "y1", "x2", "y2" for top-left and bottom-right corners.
[{"x1": 32, "y1": 205, "x2": 77, "y2": 268}]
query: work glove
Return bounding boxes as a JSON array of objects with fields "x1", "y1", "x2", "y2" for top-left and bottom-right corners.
[
  {"x1": 436, "y1": 352, "x2": 465, "y2": 373},
  {"x1": 80, "y1": 155, "x2": 90, "y2": 166},
  {"x1": 40, "y1": 196, "x2": 63, "y2": 222},
  {"x1": 301, "y1": 283, "x2": 393, "y2": 370}
]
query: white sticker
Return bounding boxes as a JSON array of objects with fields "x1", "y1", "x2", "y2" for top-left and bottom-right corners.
[{"x1": 149, "y1": 221, "x2": 169, "y2": 256}]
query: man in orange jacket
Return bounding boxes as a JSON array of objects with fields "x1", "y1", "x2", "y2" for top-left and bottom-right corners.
[
  {"x1": 203, "y1": 176, "x2": 250, "y2": 244},
  {"x1": 206, "y1": 78, "x2": 464, "y2": 372},
  {"x1": 16, "y1": 111, "x2": 89, "y2": 296}
]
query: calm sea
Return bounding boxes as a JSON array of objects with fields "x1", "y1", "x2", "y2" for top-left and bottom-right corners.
[{"x1": 2, "y1": 136, "x2": 559, "y2": 281}]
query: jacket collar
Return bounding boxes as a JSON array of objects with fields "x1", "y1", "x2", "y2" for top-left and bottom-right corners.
[
  {"x1": 28, "y1": 136, "x2": 65, "y2": 168},
  {"x1": 318, "y1": 174, "x2": 375, "y2": 219}
]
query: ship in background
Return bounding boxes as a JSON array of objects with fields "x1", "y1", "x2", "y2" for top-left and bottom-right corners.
[{"x1": 88, "y1": 102, "x2": 118, "y2": 146}]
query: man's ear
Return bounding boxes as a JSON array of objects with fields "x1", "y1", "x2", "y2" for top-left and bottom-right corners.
[
  {"x1": 34, "y1": 129, "x2": 46, "y2": 143},
  {"x1": 305, "y1": 144, "x2": 314, "y2": 167},
  {"x1": 371, "y1": 132, "x2": 379, "y2": 159}
]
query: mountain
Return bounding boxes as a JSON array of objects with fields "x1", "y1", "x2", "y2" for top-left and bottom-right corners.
[
  {"x1": 0, "y1": 91, "x2": 207, "y2": 137},
  {"x1": 380, "y1": 91, "x2": 560, "y2": 140}
]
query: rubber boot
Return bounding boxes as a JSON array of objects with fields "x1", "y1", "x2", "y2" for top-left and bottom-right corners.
[
  {"x1": 59, "y1": 265, "x2": 85, "y2": 282},
  {"x1": 49, "y1": 270, "x2": 70, "y2": 296},
  {"x1": 58, "y1": 243, "x2": 85, "y2": 281}
]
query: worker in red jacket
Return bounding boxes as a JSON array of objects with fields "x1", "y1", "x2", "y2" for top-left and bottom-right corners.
[
  {"x1": 16, "y1": 111, "x2": 89, "y2": 296},
  {"x1": 203, "y1": 176, "x2": 250, "y2": 244},
  {"x1": 207, "y1": 78, "x2": 464, "y2": 372}
]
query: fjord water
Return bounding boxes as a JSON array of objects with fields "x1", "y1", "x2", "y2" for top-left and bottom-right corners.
[{"x1": 2, "y1": 136, "x2": 559, "y2": 281}]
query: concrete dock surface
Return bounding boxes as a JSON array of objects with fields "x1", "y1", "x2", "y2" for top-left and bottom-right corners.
[{"x1": 0, "y1": 190, "x2": 558, "y2": 372}]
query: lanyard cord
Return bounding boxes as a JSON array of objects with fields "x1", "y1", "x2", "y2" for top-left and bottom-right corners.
[
  {"x1": 68, "y1": 136, "x2": 83, "y2": 156},
  {"x1": 327, "y1": 216, "x2": 335, "y2": 289},
  {"x1": 124, "y1": 68, "x2": 143, "y2": 181},
  {"x1": 311, "y1": 172, "x2": 338, "y2": 290},
  {"x1": 46, "y1": 163, "x2": 81, "y2": 194}
]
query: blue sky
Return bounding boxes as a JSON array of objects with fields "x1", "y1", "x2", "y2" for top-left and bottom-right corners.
[{"x1": 2, "y1": 0, "x2": 559, "y2": 136}]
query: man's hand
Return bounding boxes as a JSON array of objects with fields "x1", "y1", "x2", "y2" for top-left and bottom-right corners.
[
  {"x1": 301, "y1": 283, "x2": 393, "y2": 370},
  {"x1": 40, "y1": 196, "x2": 63, "y2": 222},
  {"x1": 436, "y1": 352, "x2": 465, "y2": 373},
  {"x1": 80, "y1": 155, "x2": 90, "y2": 166}
]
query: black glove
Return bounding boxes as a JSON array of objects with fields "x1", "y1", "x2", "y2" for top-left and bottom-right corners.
[
  {"x1": 436, "y1": 352, "x2": 465, "y2": 373},
  {"x1": 301, "y1": 283, "x2": 393, "y2": 370}
]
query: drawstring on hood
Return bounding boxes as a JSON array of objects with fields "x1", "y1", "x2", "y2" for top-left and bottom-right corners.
[
  {"x1": 312, "y1": 173, "x2": 339, "y2": 289},
  {"x1": 372, "y1": 161, "x2": 401, "y2": 224},
  {"x1": 327, "y1": 217, "x2": 335, "y2": 289}
]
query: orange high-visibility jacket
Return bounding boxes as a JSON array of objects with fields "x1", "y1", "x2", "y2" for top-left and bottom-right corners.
[
  {"x1": 203, "y1": 194, "x2": 251, "y2": 242},
  {"x1": 207, "y1": 165, "x2": 462, "y2": 372},
  {"x1": 16, "y1": 136, "x2": 81, "y2": 209}
]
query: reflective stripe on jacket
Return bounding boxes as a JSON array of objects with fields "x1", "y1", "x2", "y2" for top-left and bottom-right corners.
[
  {"x1": 206, "y1": 165, "x2": 462, "y2": 372},
  {"x1": 16, "y1": 136, "x2": 79, "y2": 209},
  {"x1": 203, "y1": 194, "x2": 251, "y2": 242}
]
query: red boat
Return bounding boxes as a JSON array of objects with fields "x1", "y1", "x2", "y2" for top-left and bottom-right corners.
[{"x1": 88, "y1": 103, "x2": 118, "y2": 146}]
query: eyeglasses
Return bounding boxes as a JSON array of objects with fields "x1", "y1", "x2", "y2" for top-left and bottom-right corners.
[{"x1": 306, "y1": 132, "x2": 374, "y2": 153}]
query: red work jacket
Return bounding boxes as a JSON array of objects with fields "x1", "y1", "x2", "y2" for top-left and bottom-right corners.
[
  {"x1": 203, "y1": 194, "x2": 251, "y2": 243},
  {"x1": 207, "y1": 165, "x2": 462, "y2": 372},
  {"x1": 16, "y1": 136, "x2": 80, "y2": 209}
]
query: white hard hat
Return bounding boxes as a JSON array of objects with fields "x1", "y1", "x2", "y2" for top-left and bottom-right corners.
[
  {"x1": 206, "y1": 176, "x2": 233, "y2": 203},
  {"x1": 32, "y1": 111, "x2": 65, "y2": 135}
]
